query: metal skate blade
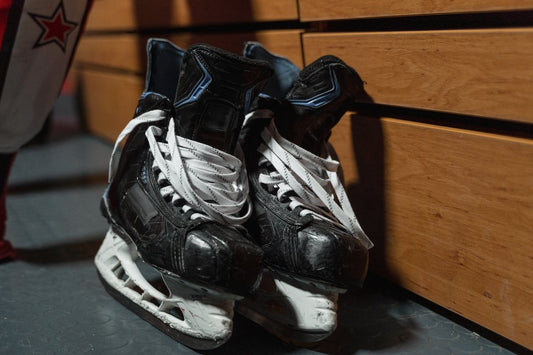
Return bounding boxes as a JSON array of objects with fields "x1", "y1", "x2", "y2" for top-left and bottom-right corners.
[
  {"x1": 97, "y1": 270, "x2": 231, "y2": 350},
  {"x1": 95, "y1": 228, "x2": 233, "y2": 350}
]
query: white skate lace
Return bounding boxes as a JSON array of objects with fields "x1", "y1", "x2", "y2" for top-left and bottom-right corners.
[
  {"x1": 109, "y1": 109, "x2": 251, "y2": 225},
  {"x1": 248, "y1": 110, "x2": 373, "y2": 249}
]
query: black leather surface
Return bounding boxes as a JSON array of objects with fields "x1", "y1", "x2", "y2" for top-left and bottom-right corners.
[
  {"x1": 243, "y1": 45, "x2": 370, "y2": 288},
  {"x1": 145, "y1": 39, "x2": 184, "y2": 101},
  {"x1": 174, "y1": 44, "x2": 273, "y2": 154},
  {"x1": 101, "y1": 41, "x2": 268, "y2": 295},
  {"x1": 281, "y1": 55, "x2": 366, "y2": 156}
]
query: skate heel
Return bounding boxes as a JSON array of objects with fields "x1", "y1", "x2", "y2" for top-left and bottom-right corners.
[
  {"x1": 160, "y1": 274, "x2": 239, "y2": 340},
  {"x1": 236, "y1": 269, "x2": 345, "y2": 344},
  {"x1": 95, "y1": 228, "x2": 237, "y2": 350}
]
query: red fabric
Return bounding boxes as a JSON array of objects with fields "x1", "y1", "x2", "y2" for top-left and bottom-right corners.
[
  {"x1": 0, "y1": 152, "x2": 15, "y2": 238},
  {"x1": 0, "y1": 239, "x2": 14, "y2": 260},
  {"x1": 0, "y1": 0, "x2": 12, "y2": 49},
  {"x1": 0, "y1": 152, "x2": 15, "y2": 260}
]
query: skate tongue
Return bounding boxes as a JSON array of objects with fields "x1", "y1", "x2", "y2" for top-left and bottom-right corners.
[
  {"x1": 279, "y1": 55, "x2": 366, "y2": 156},
  {"x1": 145, "y1": 39, "x2": 185, "y2": 100},
  {"x1": 243, "y1": 41, "x2": 300, "y2": 100},
  {"x1": 173, "y1": 44, "x2": 273, "y2": 154},
  {"x1": 132, "y1": 39, "x2": 184, "y2": 117}
]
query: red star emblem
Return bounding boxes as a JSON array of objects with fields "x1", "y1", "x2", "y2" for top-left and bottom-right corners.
[{"x1": 28, "y1": 1, "x2": 78, "y2": 52}]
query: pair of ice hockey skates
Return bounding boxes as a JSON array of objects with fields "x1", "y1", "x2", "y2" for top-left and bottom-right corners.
[{"x1": 94, "y1": 39, "x2": 373, "y2": 350}]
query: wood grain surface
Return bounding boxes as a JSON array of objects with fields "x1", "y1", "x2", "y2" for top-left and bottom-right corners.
[
  {"x1": 330, "y1": 113, "x2": 533, "y2": 348},
  {"x1": 299, "y1": 0, "x2": 533, "y2": 21},
  {"x1": 86, "y1": 0, "x2": 298, "y2": 31},
  {"x1": 303, "y1": 29, "x2": 533, "y2": 123},
  {"x1": 78, "y1": 69, "x2": 143, "y2": 142}
]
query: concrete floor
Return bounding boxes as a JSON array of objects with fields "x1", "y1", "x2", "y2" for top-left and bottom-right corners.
[{"x1": 0, "y1": 102, "x2": 521, "y2": 354}]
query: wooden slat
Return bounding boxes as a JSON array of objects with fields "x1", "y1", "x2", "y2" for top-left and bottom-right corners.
[
  {"x1": 303, "y1": 29, "x2": 533, "y2": 124},
  {"x1": 74, "y1": 30, "x2": 304, "y2": 72},
  {"x1": 299, "y1": 0, "x2": 533, "y2": 21},
  {"x1": 330, "y1": 114, "x2": 533, "y2": 349},
  {"x1": 78, "y1": 69, "x2": 143, "y2": 142},
  {"x1": 86, "y1": 0, "x2": 298, "y2": 31}
]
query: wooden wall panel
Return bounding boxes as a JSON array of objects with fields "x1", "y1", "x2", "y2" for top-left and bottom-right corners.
[
  {"x1": 299, "y1": 0, "x2": 533, "y2": 21},
  {"x1": 87, "y1": 0, "x2": 298, "y2": 31},
  {"x1": 330, "y1": 114, "x2": 533, "y2": 348},
  {"x1": 74, "y1": 30, "x2": 304, "y2": 73},
  {"x1": 303, "y1": 30, "x2": 533, "y2": 124},
  {"x1": 79, "y1": 70, "x2": 143, "y2": 142}
]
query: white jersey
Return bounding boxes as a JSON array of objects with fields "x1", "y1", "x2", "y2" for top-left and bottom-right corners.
[{"x1": 0, "y1": 0, "x2": 92, "y2": 152}]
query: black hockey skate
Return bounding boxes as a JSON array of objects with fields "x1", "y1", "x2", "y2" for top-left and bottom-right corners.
[
  {"x1": 238, "y1": 42, "x2": 374, "y2": 344},
  {"x1": 95, "y1": 39, "x2": 272, "y2": 350}
]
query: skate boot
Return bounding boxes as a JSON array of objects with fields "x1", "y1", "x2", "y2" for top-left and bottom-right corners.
[
  {"x1": 95, "y1": 39, "x2": 272, "y2": 349},
  {"x1": 238, "y1": 43, "x2": 374, "y2": 344}
]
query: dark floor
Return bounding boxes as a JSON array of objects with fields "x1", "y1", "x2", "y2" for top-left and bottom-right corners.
[{"x1": 0, "y1": 97, "x2": 517, "y2": 354}]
